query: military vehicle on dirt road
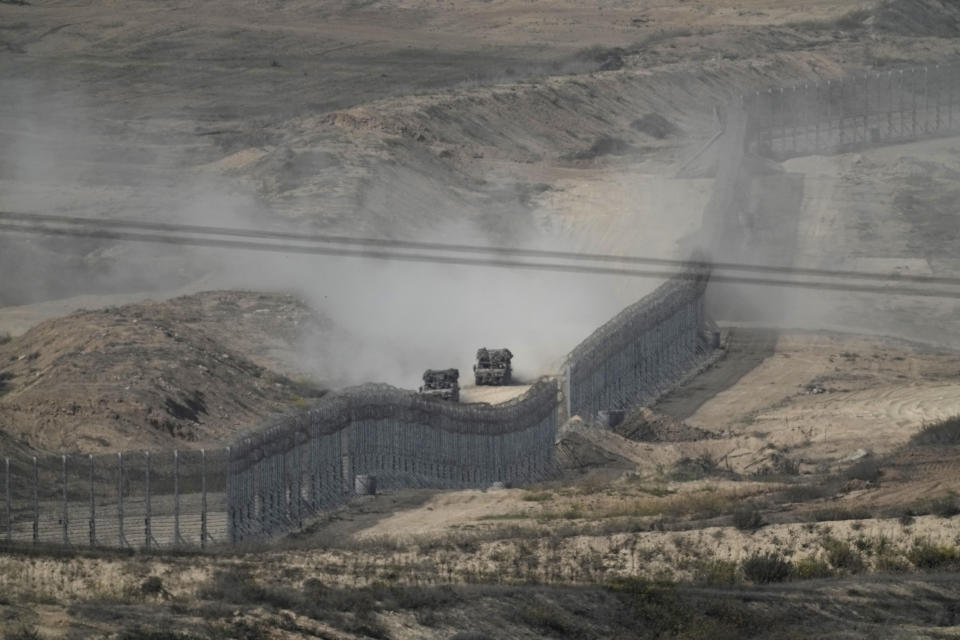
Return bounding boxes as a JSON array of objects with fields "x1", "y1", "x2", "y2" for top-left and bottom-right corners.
[
  {"x1": 473, "y1": 348, "x2": 513, "y2": 386},
  {"x1": 419, "y1": 368, "x2": 460, "y2": 401}
]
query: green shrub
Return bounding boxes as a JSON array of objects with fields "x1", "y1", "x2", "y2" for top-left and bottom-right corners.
[
  {"x1": 910, "y1": 416, "x2": 960, "y2": 446},
  {"x1": 742, "y1": 553, "x2": 791, "y2": 584},
  {"x1": 695, "y1": 559, "x2": 739, "y2": 585},
  {"x1": 793, "y1": 556, "x2": 833, "y2": 579},
  {"x1": 820, "y1": 537, "x2": 864, "y2": 572},
  {"x1": 907, "y1": 541, "x2": 960, "y2": 570}
]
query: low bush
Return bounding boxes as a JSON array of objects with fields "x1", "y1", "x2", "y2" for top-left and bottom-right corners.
[
  {"x1": 910, "y1": 416, "x2": 960, "y2": 446},
  {"x1": 844, "y1": 458, "x2": 881, "y2": 483},
  {"x1": 522, "y1": 491, "x2": 553, "y2": 502},
  {"x1": 4, "y1": 626, "x2": 42, "y2": 640},
  {"x1": 793, "y1": 556, "x2": 834, "y2": 579},
  {"x1": 777, "y1": 482, "x2": 838, "y2": 503},
  {"x1": 140, "y1": 576, "x2": 164, "y2": 597},
  {"x1": 820, "y1": 537, "x2": 864, "y2": 572},
  {"x1": 742, "y1": 553, "x2": 791, "y2": 584},
  {"x1": 630, "y1": 113, "x2": 680, "y2": 139},
  {"x1": 670, "y1": 454, "x2": 719, "y2": 481},
  {"x1": 907, "y1": 541, "x2": 960, "y2": 570},
  {"x1": 694, "y1": 559, "x2": 739, "y2": 585},
  {"x1": 732, "y1": 507, "x2": 764, "y2": 531}
]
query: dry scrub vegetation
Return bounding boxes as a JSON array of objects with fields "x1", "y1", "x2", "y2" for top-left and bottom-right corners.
[{"x1": 2, "y1": 413, "x2": 960, "y2": 637}]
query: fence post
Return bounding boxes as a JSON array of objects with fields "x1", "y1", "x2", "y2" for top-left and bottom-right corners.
[
  {"x1": 173, "y1": 449, "x2": 180, "y2": 547},
  {"x1": 864, "y1": 73, "x2": 870, "y2": 143},
  {"x1": 117, "y1": 452, "x2": 124, "y2": 548},
  {"x1": 144, "y1": 451, "x2": 151, "y2": 552},
  {"x1": 4, "y1": 458, "x2": 10, "y2": 544},
  {"x1": 61, "y1": 455, "x2": 69, "y2": 548},
  {"x1": 888, "y1": 72, "x2": 895, "y2": 140},
  {"x1": 226, "y1": 446, "x2": 235, "y2": 544},
  {"x1": 912, "y1": 69, "x2": 918, "y2": 137},
  {"x1": 295, "y1": 434, "x2": 302, "y2": 530},
  {"x1": 31, "y1": 457, "x2": 38, "y2": 545},
  {"x1": 946, "y1": 64, "x2": 957, "y2": 131},
  {"x1": 201, "y1": 448, "x2": 207, "y2": 550},
  {"x1": 89, "y1": 454, "x2": 95, "y2": 547},
  {"x1": 935, "y1": 65, "x2": 941, "y2": 132}
]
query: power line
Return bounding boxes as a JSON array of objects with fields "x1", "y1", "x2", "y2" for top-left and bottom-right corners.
[
  {"x1": 3, "y1": 221, "x2": 960, "y2": 300},
  {"x1": 3, "y1": 210, "x2": 960, "y2": 288}
]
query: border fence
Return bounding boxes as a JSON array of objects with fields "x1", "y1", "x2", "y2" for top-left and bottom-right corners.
[
  {"x1": 226, "y1": 382, "x2": 560, "y2": 541},
  {"x1": 0, "y1": 263, "x2": 712, "y2": 550},
  {"x1": 744, "y1": 61, "x2": 960, "y2": 159},
  {"x1": 564, "y1": 264, "x2": 710, "y2": 420},
  {"x1": 3, "y1": 449, "x2": 227, "y2": 550},
  {"x1": 8, "y1": 58, "x2": 954, "y2": 551}
]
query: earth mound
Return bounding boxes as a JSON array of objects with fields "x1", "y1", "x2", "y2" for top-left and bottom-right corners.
[
  {"x1": 0, "y1": 291, "x2": 328, "y2": 455},
  {"x1": 874, "y1": 0, "x2": 960, "y2": 37},
  {"x1": 615, "y1": 407, "x2": 717, "y2": 442}
]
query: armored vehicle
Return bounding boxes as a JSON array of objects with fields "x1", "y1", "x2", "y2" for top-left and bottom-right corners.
[
  {"x1": 473, "y1": 348, "x2": 513, "y2": 386},
  {"x1": 419, "y1": 368, "x2": 460, "y2": 402}
]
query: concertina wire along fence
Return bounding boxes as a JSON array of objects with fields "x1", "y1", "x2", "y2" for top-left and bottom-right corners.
[
  {"x1": 742, "y1": 60, "x2": 960, "y2": 159},
  {"x1": 9, "y1": 57, "x2": 954, "y2": 551},
  {"x1": 0, "y1": 264, "x2": 712, "y2": 550}
]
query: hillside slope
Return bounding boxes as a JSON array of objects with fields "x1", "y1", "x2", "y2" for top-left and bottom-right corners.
[{"x1": 0, "y1": 291, "x2": 327, "y2": 454}]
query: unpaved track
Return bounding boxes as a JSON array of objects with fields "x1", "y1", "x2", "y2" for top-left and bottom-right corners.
[
  {"x1": 674, "y1": 573, "x2": 960, "y2": 629},
  {"x1": 653, "y1": 328, "x2": 778, "y2": 420}
]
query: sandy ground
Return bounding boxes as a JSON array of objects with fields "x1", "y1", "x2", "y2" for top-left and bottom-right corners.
[
  {"x1": 767, "y1": 136, "x2": 960, "y2": 348},
  {"x1": 458, "y1": 383, "x2": 531, "y2": 405}
]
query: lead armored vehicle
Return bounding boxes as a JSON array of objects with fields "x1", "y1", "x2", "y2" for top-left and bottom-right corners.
[
  {"x1": 419, "y1": 368, "x2": 460, "y2": 401},
  {"x1": 473, "y1": 348, "x2": 513, "y2": 385}
]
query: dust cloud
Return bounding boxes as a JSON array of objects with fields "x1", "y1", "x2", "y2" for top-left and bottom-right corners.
[
  {"x1": 197, "y1": 223, "x2": 662, "y2": 389},
  {"x1": 1, "y1": 79, "x2": 683, "y2": 390}
]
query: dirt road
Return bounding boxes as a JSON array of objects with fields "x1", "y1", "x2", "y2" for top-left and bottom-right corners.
[{"x1": 653, "y1": 328, "x2": 779, "y2": 420}]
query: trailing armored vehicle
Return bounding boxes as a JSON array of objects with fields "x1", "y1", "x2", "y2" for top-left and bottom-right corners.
[
  {"x1": 473, "y1": 348, "x2": 513, "y2": 386},
  {"x1": 419, "y1": 368, "x2": 460, "y2": 401}
]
